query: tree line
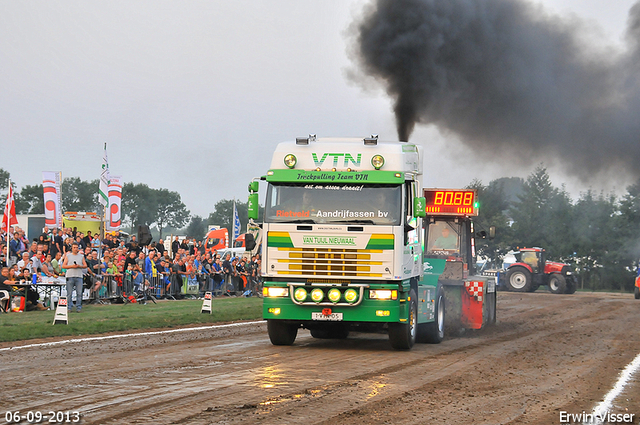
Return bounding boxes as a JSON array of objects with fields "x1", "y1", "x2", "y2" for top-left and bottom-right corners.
[
  {"x1": 2, "y1": 167, "x2": 639, "y2": 291},
  {"x1": 0, "y1": 170, "x2": 263, "y2": 241},
  {"x1": 471, "y1": 165, "x2": 640, "y2": 292}
]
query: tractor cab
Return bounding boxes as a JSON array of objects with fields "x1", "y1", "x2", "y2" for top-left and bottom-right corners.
[{"x1": 514, "y1": 248, "x2": 545, "y2": 273}]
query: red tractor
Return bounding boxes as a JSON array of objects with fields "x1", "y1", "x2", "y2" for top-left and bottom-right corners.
[{"x1": 501, "y1": 247, "x2": 576, "y2": 294}]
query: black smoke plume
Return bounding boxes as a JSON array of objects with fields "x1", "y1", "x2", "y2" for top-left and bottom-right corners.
[{"x1": 349, "y1": 0, "x2": 640, "y2": 180}]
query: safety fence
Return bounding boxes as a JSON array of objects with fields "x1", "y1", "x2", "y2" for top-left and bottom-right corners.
[{"x1": 88, "y1": 271, "x2": 263, "y2": 302}]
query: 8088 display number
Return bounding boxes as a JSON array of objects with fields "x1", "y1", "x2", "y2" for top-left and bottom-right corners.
[{"x1": 5, "y1": 411, "x2": 80, "y2": 423}]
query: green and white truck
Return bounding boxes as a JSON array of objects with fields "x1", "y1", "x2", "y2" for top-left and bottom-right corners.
[{"x1": 248, "y1": 135, "x2": 496, "y2": 350}]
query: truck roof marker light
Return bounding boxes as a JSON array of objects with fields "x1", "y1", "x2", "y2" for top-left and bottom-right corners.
[
  {"x1": 315, "y1": 167, "x2": 321, "y2": 171},
  {"x1": 332, "y1": 168, "x2": 337, "y2": 172},
  {"x1": 296, "y1": 137, "x2": 309, "y2": 145},
  {"x1": 364, "y1": 135, "x2": 378, "y2": 145},
  {"x1": 284, "y1": 154, "x2": 297, "y2": 168},
  {"x1": 371, "y1": 155, "x2": 385, "y2": 170}
]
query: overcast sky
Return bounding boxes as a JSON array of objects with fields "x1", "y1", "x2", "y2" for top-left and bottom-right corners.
[{"x1": 0, "y1": 0, "x2": 637, "y2": 219}]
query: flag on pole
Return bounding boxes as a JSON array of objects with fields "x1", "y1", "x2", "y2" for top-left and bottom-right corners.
[
  {"x1": 1, "y1": 183, "x2": 18, "y2": 234},
  {"x1": 233, "y1": 200, "x2": 241, "y2": 240},
  {"x1": 99, "y1": 143, "x2": 110, "y2": 206}
]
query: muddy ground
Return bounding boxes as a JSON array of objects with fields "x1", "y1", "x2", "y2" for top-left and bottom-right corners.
[{"x1": 2, "y1": 291, "x2": 639, "y2": 425}]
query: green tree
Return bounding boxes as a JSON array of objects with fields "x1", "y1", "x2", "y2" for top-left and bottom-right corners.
[
  {"x1": 207, "y1": 199, "x2": 263, "y2": 239},
  {"x1": 0, "y1": 168, "x2": 10, "y2": 192},
  {"x1": 154, "y1": 188, "x2": 190, "y2": 239},
  {"x1": 185, "y1": 215, "x2": 207, "y2": 239},
  {"x1": 121, "y1": 183, "x2": 157, "y2": 232},
  {"x1": 62, "y1": 177, "x2": 101, "y2": 213},
  {"x1": 15, "y1": 184, "x2": 45, "y2": 214},
  {"x1": 509, "y1": 165, "x2": 573, "y2": 258},
  {"x1": 466, "y1": 178, "x2": 516, "y2": 266}
]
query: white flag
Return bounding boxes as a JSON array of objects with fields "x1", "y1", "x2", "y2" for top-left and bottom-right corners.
[{"x1": 99, "y1": 143, "x2": 110, "y2": 206}]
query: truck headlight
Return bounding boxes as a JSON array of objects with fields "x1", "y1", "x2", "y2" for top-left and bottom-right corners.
[
  {"x1": 311, "y1": 288, "x2": 324, "y2": 303},
  {"x1": 344, "y1": 288, "x2": 358, "y2": 304},
  {"x1": 294, "y1": 287, "x2": 308, "y2": 302},
  {"x1": 327, "y1": 288, "x2": 341, "y2": 303},
  {"x1": 265, "y1": 287, "x2": 289, "y2": 297},
  {"x1": 370, "y1": 289, "x2": 397, "y2": 300}
]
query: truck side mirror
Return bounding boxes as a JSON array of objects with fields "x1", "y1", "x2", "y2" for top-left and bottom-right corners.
[
  {"x1": 248, "y1": 193, "x2": 259, "y2": 220},
  {"x1": 413, "y1": 197, "x2": 426, "y2": 218},
  {"x1": 248, "y1": 181, "x2": 259, "y2": 193}
]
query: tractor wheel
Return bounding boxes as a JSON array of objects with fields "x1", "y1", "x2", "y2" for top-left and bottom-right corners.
[
  {"x1": 505, "y1": 267, "x2": 532, "y2": 292},
  {"x1": 267, "y1": 320, "x2": 298, "y2": 346},
  {"x1": 549, "y1": 274, "x2": 567, "y2": 294},
  {"x1": 635, "y1": 286, "x2": 640, "y2": 300},
  {"x1": 565, "y1": 277, "x2": 577, "y2": 294},
  {"x1": 389, "y1": 290, "x2": 417, "y2": 350},
  {"x1": 417, "y1": 286, "x2": 445, "y2": 343},
  {"x1": 310, "y1": 324, "x2": 350, "y2": 339}
]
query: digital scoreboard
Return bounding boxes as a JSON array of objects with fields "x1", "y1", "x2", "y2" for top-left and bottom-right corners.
[{"x1": 423, "y1": 189, "x2": 478, "y2": 216}]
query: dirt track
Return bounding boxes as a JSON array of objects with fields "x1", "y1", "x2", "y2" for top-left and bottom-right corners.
[{"x1": 2, "y1": 292, "x2": 640, "y2": 425}]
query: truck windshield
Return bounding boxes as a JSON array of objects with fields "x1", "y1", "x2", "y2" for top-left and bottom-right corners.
[{"x1": 265, "y1": 183, "x2": 402, "y2": 225}]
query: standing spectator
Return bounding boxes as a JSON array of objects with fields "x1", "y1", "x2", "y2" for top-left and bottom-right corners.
[
  {"x1": 50, "y1": 228, "x2": 63, "y2": 257},
  {"x1": 171, "y1": 237, "x2": 180, "y2": 259},
  {"x1": 51, "y1": 251, "x2": 63, "y2": 276},
  {"x1": 222, "y1": 253, "x2": 233, "y2": 295},
  {"x1": 136, "y1": 251, "x2": 146, "y2": 273},
  {"x1": 145, "y1": 250, "x2": 157, "y2": 281},
  {"x1": 124, "y1": 251, "x2": 137, "y2": 271},
  {"x1": 127, "y1": 235, "x2": 140, "y2": 256},
  {"x1": 62, "y1": 242, "x2": 87, "y2": 313},
  {"x1": 91, "y1": 233, "x2": 102, "y2": 258},
  {"x1": 156, "y1": 239, "x2": 165, "y2": 257},
  {"x1": 8, "y1": 232, "x2": 21, "y2": 267}
]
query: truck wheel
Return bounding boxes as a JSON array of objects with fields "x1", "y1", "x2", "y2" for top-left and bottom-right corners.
[
  {"x1": 565, "y1": 277, "x2": 577, "y2": 294},
  {"x1": 310, "y1": 324, "x2": 350, "y2": 339},
  {"x1": 267, "y1": 320, "x2": 298, "y2": 345},
  {"x1": 418, "y1": 287, "x2": 445, "y2": 343},
  {"x1": 389, "y1": 290, "x2": 417, "y2": 350},
  {"x1": 488, "y1": 290, "x2": 497, "y2": 325},
  {"x1": 548, "y1": 274, "x2": 566, "y2": 294},
  {"x1": 505, "y1": 267, "x2": 532, "y2": 292},
  {"x1": 635, "y1": 287, "x2": 640, "y2": 300}
]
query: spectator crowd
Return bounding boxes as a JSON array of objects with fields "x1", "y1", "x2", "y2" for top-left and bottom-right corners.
[{"x1": 0, "y1": 226, "x2": 262, "y2": 312}]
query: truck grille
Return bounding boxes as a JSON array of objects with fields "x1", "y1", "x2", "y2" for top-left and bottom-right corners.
[{"x1": 270, "y1": 247, "x2": 393, "y2": 277}]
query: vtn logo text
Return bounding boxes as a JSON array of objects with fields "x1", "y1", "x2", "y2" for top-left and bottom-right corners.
[{"x1": 312, "y1": 153, "x2": 362, "y2": 168}]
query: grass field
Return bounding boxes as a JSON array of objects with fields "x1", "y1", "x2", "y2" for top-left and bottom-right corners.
[{"x1": 0, "y1": 297, "x2": 263, "y2": 343}]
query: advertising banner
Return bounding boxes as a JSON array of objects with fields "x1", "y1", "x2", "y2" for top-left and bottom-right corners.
[{"x1": 42, "y1": 171, "x2": 63, "y2": 229}]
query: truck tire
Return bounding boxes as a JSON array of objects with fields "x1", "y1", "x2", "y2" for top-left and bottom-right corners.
[
  {"x1": 548, "y1": 274, "x2": 566, "y2": 294},
  {"x1": 635, "y1": 287, "x2": 640, "y2": 300},
  {"x1": 267, "y1": 320, "x2": 298, "y2": 345},
  {"x1": 488, "y1": 290, "x2": 497, "y2": 325},
  {"x1": 310, "y1": 324, "x2": 349, "y2": 339},
  {"x1": 565, "y1": 277, "x2": 577, "y2": 294},
  {"x1": 389, "y1": 290, "x2": 417, "y2": 350},
  {"x1": 417, "y1": 286, "x2": 445, "y2": 343},
  {"x1": 505, "y1": 267, "x2": 532, "y2": 292}
]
